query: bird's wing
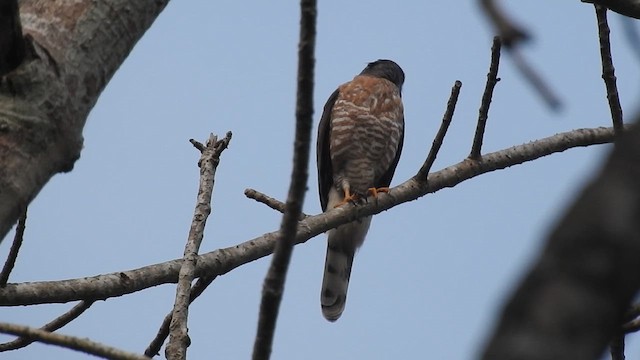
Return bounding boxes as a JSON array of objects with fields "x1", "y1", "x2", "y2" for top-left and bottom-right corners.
[{"x1": 317, "y1": 88, "x2": 340, "y2": 211}]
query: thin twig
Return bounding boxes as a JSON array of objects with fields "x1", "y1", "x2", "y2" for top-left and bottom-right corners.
[
  {"x1": 610, "y1": 333, "x2": 625, "y2": 360},
  {"x1": 479, "y1": 0, "x2": 529, "y2": 47},
  {"x1": 0, "y1": 208, "x2": 26, "y2": 286},
  {"x1": 144, "y1": 275, "x2": 216, "y2": 357},
  {"x1": 470, "y1": 37, "x2": 502, "y2": 160},
  {"x1": 509, "y1": 47, "x2": 562, "y2": 111},
  {"x1": 415, "y1": 81, "x2": 462, "y2": 180},
  {"x1": 595, "y1": 5, "x2": 624, "y2": 135},
  {"x1": 0, "y1": 300, "x2": 94, "y2": 351},
  {"x1": 0, "y1": 127, "x2": 619, "y2": 307},
  {"x1": 165, "y1": 132, "x2": 232, "y2": 360},
  {"x1": 0, "y1": 322, "x2": 149, "y2": 360},
  {"x1": 252, "y1": 1, "x2": 316, "y2": 359},
  {"x1": 245, "y1": 188, "x2": 308, "y2": 219}
]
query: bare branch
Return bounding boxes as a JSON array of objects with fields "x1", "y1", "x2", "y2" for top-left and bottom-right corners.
[
  {"x1": 0, "y1": 208, "x2": 26, "y2": 286},
  {"x1": 252, "y1": 0, "x2": 316, "y2": 358},
  {"x1": 165, "y1": 132, "x2": 232, "y2": 360},
  {"x1": 245, "y1": 188, "x2": 308, "y2": 219},
  {"x1": 415, "y1": 81, "x2": 462, "y2": 180},
  {"x1": 582, "y1": 0, "x2": 640, "y2": 19},
  {"x1": 594, "y1": 5, "x2": 624, "y2": 135},
  {"x1": 478, "y1": 0, "x2": 528, "y2": 47},
  {"x1": 481, "y1": 124, "x2": 640, "y2": 360},
  {"x1": 0, "y1": 1, "x2": 171, "y2": 241},
  {"x1": 469, "y1": 37, "x2": 502, "y2": 160},
  {"x1": 0, "y1": 127, "x2": 618, "y2": 307},
  {"x1": 145, "y1": 275, "x2": 216, "y2": 357},
  {"x1": 0, "y1": 0, "x2": 25, "y2": 75},
  {"x1": 0, "y1": 300, "x2": 94, "y2": 351},
  {"x1": 508, "y1": 48, "x2": 562, "y2": 110},
  {"x1": 0, "y1": 321, "x2": 149, "y2": 360}
]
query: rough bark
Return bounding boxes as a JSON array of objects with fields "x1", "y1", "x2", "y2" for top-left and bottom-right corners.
[{"x1": 0, "y1": 0, "x2": 170, "y2": 241}]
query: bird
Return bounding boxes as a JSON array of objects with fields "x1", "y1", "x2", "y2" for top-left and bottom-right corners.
[{"x1": 316, "y1": 59, "x2": 405, "y2": 321}]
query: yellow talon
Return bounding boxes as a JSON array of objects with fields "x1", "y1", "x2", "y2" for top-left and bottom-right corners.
[
  {"x1": 334, "y1": 188, "x2": 358, "y2": 208},
  {"x1": 367, "y1": 187, "x2": 390, "y2": 197}
]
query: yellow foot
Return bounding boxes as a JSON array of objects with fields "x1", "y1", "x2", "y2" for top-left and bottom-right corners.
[
  {"x1": 333, "y1": 189, "x2": 358, "y2": 208},
  {"x1": 367, "y1": 187, "x2": 390, "y2": 197}
]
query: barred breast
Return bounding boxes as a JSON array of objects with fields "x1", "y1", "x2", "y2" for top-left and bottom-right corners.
[{"x1": 329, "y1": 75, "x2": 404, "y2": 195}]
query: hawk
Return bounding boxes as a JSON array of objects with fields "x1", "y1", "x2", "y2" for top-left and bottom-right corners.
[{"x1": 316, "y1": 59, "x2": 405, "y2": 321}]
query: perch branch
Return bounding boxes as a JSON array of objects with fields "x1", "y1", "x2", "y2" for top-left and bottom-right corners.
[
  {"x1": 0, "y1": 321, "x2": 149, "y2": 360},
  {"x1": 594, "y1": 5, "x2": 624, "y2": 135},
  {"x1": 0, "y1": 127, "x2": 618, "y2": 307},
  {"x1": 0, "y1": 300, "x2": 95, "y2": 351},
  {"x1": 415, "y1": 81, "x2": 462, "y2": 180},
  {"x1": 252, "y1": 0, "x2": 316, "y2": 359},
  {"x1": 469, "y1": 37, "x2": 502, "y2": 160},
  {"x1": 165, "y1": 132, "x2": 232, "y2": 360},
  {"x1": 0, "y1": 208, "x2": 26, "y2": 286}
]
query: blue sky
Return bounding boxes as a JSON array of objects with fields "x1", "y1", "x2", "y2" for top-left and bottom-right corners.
[{"x1": 1, "y1": 1, "x2": 639, "y2": 359}]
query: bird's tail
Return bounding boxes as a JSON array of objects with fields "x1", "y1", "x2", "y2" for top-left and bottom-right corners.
[{"x1": 321, "y1": 216, "x2": 371, "y2": 321}]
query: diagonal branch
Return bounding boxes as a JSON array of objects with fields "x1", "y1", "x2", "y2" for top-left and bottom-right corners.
[
  {"x1": 0, "y1": 321, "x2": 149, "y2": 360},
  {"x1": 144, "y1": 275, "x2": 216, "y2": 358},
  {"x1": 0, "y1": 126, "x2": 618, "y2": 307},
  {"x1": 0, "y1": 208, "x2": 26, "y2": 286},
  {"x1": 245, "y1": 188, "x2": 309, "y2": 219},
  {"x1": 416, "y1": 80, "x2": 462, "y2": 180},
  {"x1": 252, "y1": 1, "x2": 316, "y2": 359},
  {"x1": 0, "y1": 300, "x2": 94, "y2": 351},
  {"x1": 594, "y1": 5, "x2": 624, "y2": 135},
  {"x1": 165, "y1": 132, "x2": 232, "y2": 360},
  {"x1": 481, "y1": 123, "x2": 640, "y2": 360},
  {"x1": 469, "y1": 37, "x2": 502, "y2": 160}
]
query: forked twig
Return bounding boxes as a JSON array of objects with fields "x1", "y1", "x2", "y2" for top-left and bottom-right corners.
[{"x1": 165, "y1": 132, "x2": 232, "y2": 360}]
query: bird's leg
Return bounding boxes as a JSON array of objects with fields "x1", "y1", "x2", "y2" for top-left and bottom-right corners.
[{"x1": 333, "y1": 187, "x2": 358, "y2": 208}]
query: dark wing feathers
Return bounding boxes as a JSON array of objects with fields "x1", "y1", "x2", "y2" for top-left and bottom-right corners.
[
  {"x1": 317, "y1": 88, "x2": 340, "y2": 212},
  {"x1": 375, "y1": 117, "x2": 404, "y2": 188}
]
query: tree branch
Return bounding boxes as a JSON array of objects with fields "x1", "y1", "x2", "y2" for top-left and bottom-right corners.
[
  {"x1": 252, "y1": 0, "x2": 316, "y2": 358},
  {"x1": 0, "y1": 208, "x2": 26, "y2": 286},
  {"x1": 144, "y1": 275, "x2": 216, "y2": 357},
  {"x1": 416, "y1": 80, "x2": 461, "y2": 180},
  {"x1": 481, "y1": 124, "x2": 640, "y2": 360},
  {"x1": 245, "y1": 188, "x2": 309, "y2": 219},
  {"x1": 165, "y1": 132, "x2": 232, "y2": 360},
  {"x1": 469, "y1": 37, "x2": 502, "y2": 160},
  {"x1": 0, "y1": 300, "x2": 94, "y2": 351},
  {"x1": 0, "y1": 127, "x2": 617, "y2": 307},
  {"x1": 594, "y1": 5, "x2": 624, "y2": 135},
  {"x1": 0, "y1": 321, "x2": 149, "y2": 360},
  {"x1": 582, "y1": 0, "x2": 640, "y2": 19},
  {"x1": 0, "y1": 0, "x2": 171, "y2": 241}
]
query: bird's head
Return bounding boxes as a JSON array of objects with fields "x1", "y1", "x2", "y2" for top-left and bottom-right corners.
[{"x1": 360, "y1": 59, "x2": 405, "y2": 91}]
